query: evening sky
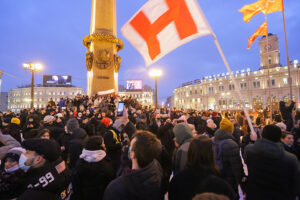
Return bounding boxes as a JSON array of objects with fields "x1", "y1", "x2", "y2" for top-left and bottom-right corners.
[{"x1": 0, "y1": 0, "x2": 299, "y2": 103}]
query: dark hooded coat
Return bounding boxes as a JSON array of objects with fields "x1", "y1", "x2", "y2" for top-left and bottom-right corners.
[
  {"x1": 244, "y1": 138, "x2": 300, "y2": 200},
  {"x1": 103, "y1": 160, "x2": 164, "y2": 200}
]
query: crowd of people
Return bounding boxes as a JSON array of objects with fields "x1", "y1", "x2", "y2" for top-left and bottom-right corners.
[{"x1": 0, "y1": 94, "x2": 299, "y2": 200}]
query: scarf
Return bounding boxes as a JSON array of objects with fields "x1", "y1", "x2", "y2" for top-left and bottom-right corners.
[{"x1": 80, "y1": 149, "x2": 106, "y2": 163}]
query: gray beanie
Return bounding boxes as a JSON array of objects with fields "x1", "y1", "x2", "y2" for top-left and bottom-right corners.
[
  {"x1": 173, "y1": 123, "x2": 193, "y2": 145},
  {"x1": 66, "y1": 118, "x2": 79, "y2": 133}
]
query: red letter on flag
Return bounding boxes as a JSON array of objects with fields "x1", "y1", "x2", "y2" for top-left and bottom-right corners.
[{"x1": 122, "y1": 0, "x2": 212, "y2": 66}]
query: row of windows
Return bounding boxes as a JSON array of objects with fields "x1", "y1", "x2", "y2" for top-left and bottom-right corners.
[
  {"x1": 48, "y1": 91, "x2": 82, "y2": 95},
  {"x1": 177, "y1": 78, "x2": 290, "y2": 96},
  {"x1": 9, "y1": 104, "x2": 46, "y2": 109},
  {"x1": 176, "y1": 95, "x2": 297, "y2": 110},
  {"x1": 122, "y1": 94, "x2": 152, "y2": 98},
  {"x1": 10, "y1": 91, "x2": 82, "y2": 97},
  {"x1": 178, "y1": 96, "x2": 292, "y2": 105}
]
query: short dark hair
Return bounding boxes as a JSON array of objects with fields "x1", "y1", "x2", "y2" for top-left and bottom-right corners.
[
  {"x1": 131, "y1": 131, "x2": 162, "y2": 168},
  {"x1": 281, "y1": 131, "x2": 293, "y2": 139},
  {"x1": 38, "y1": 128, "x2": 50, "y2": 138},
  {"x1": 85, "y1": 136, "x2": 104, "y2": 151},
  {"x1": 262, "y1": 124, "x2": 282, "y2": 142}
]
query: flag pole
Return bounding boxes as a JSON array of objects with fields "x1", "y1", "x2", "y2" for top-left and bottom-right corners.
[
  {"x1": 211, "y1": 33, "x2": 255, "y2": 134},
  {"x1": 195, "y1": 1, "x2": 256, "y2": 134},
  {"x1": 281, "y1": 0, "x2": 293, "y2": 101},
  {"x1": 264, "y1": 14, "x2": 273, "y2": 123}
]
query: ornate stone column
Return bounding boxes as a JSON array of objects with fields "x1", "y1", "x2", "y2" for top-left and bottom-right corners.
[{"x1": 83, "y1": 0, "x2": 123, "y2": 96}]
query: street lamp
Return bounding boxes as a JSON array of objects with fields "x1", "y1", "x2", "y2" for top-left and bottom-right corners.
[
  {"x1": 23, "y1": 62, "x2": 43, "y2": 109},
  {"x1": 149, "y1": 69, "x2": 163, "y2": 109}
]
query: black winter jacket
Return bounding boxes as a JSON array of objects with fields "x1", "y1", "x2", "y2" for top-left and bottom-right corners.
[
  {"x1": 103, "y1": 160, "x2": 164, "y2": 200},
  {"x1": 279, "y1": 101, "x2": 295, "y2": 131},
  {"x1": 67, "y1": 128, "x2": 88, "y2": 169},
  {"x1": 19, "y1": 159, "x2": 70, "y2": 200},
  {"x1": 214, "y1": 129, "x2": 245, "y2": 190},
  {"x1": 8, "y1": 123, "x2": 22, "y2": 142},
  {"x1": 168, "y1": 168, "x2": 236, "y2": 200},
  {"x1": 0, "y1": 169, "x2": 25, "y2": 199},
  {"x1": 157, "y1": 123, "x2": 175, "y2": 158},
  {"x1": 103, "y1": 127, "x2": 122, "y2": 172},
  {"x1": 71, "y1": 157, "x2": 114, "y2": 200},
  {"x1": 244, "y1": 138, "x2": 300, "y2": 200}
]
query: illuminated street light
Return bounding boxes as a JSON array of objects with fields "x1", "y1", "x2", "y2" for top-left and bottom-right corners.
[
  {"x1": 149, "y1": 68, "x2": 163, "y2": 109},
  {"x1": 149, "y1": 69, "x2": 163, "y2": 78},
  {"x1": 23, "y1": 63, "x2": 43, "y2": 71},
  {"x1": 23, "y1": 62, "x2": 43, "y2": 109}
]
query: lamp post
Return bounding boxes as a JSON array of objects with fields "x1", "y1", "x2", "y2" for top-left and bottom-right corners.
[
  {"x1": 149, "y1": 69, "x2": 163, "y2": 109},
  {"x1": 23, "y1": 63, "x2": 43, "y2": 109}
]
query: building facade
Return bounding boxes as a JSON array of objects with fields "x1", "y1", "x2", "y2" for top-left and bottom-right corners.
[
  {"x1": 173, "y1": 34, "x2": 300, "y2": 111},
  {"x1": 8, "y1": 86, "x2": 85, "y2": 112},
  {"x1": 0, "y1": 92, "x2": 8, "y2": 111},
  {"x1": 119, "y1": 85, "x2": 154, "y2": 106}
]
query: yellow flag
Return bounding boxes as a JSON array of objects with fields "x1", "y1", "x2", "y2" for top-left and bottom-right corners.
[
  {"x1": 248, "y1": 22, "x2": 268, "y2": 49},
  {"x1": 239, "y1": 0, "x2": 283, "y2": 23},
  {"x1": 264, "y1": 0, "x2": 283, "y2": 14},
  {"x1": 239, "y1": 1, "x2": 264, "y2": 23}
]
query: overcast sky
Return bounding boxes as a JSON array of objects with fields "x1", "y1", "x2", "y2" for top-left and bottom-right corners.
[{"x1": 0, "y1": 0, "x2": 299, "y2": 103}]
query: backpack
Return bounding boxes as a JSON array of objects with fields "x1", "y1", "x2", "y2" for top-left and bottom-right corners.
[{"x1": 212, "y1": 138, "x2": 232, "y2": 177}]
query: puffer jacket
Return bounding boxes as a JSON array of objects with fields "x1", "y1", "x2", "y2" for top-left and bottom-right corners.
[
  {"x1": 0, "y1": 134, "x2": 20, "y2": 160},
  {"x1": 0, "y1": 168, "x2": 25, "y2": 199},
  {"x1": 19, "y1": 158, "x2": 70, "y2": 200},
  {"x1": 279, "y1": 101, "x2": 295, "y2": 131},
  {"x1": 103, "y1": 159, "x2": 164, "y2": 200},
  {"x1": 67, "y1": 128, "x2": 88, "y2": 169},
  {"x1": 214, "y1": 129, "x2": 244, "y2": 190},
  {"x1": 71, "y1": 155, "x2": 114, "y2": 200},
  {"x1": 244, "y1": 138, "x2": 300, "y2": 200}
]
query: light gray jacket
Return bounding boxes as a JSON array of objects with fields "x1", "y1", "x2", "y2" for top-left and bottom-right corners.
[{"x1": 0, "y1": 134, "x2": 21, "y2": 160}]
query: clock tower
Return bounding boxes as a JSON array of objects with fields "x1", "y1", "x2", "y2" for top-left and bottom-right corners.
[{"x1": 259, "y1": 33, "x2": 280, "y2": 69}]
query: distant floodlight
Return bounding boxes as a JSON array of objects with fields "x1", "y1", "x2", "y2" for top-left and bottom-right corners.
[{"x1": 53, "y1": 76, "x2": 58, "y2": 81}]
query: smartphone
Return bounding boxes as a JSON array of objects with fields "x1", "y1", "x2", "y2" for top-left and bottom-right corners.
[{"x1": 117, "y1": 102, "x2": 125, "y2": 116}]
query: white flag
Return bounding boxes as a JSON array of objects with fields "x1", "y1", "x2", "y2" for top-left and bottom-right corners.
[{"x1": 121, "y1": 0, "x2": 212, "y2": 66}]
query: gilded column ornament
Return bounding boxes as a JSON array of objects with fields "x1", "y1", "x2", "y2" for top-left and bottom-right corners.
[
  {"x1": 85, "y1": 51, "x2": 93, "y2": 72},
  {"x1": 83, "y1": 33, "x2": 124, "y2": 52},
  {"x1": 83, "y1": 33, "x2": 123, "y2": 71}
]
